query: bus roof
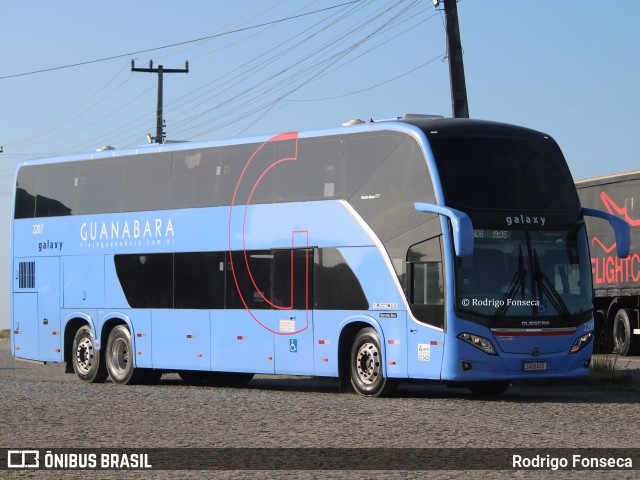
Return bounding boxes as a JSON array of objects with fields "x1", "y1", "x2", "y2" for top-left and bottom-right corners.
[{"x1": 15, "y1": 116, "x2": 551, "y2": 169}]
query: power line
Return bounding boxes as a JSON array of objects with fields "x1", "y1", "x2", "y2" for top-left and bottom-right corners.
[
  {"x1": 171, "y1": 1, "x2": 417, "y2": 139},
  {"x1": 183, "y1": 1, "x2": 422, "y2": 139},
  {"x1": 187, "y1": 1, "x2": 424, "y2": 139},
  {"x1": 0, "y1": 1, "x2": 363, "y2": 81},
  {"x1": 282, "y1": 53, "x2": 445, "y2": 102},
  {"x1": 167, "y1": 0, "x2": 372, "y2": 133},
  {"x1": 4, "y1": 64, "x2": 133, "y2": 148}
]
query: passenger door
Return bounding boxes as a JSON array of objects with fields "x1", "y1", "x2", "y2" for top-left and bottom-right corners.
[
  {"x1": 406, "y1": 236, "x2": 446, "y2": 379},
  {"x1": 272, "y1": 247, "x2": 314, "y2": 375}
]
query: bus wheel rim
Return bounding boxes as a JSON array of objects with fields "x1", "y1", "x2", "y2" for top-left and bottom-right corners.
[
  {"x1": 110, "y1": 338, "x2": 129, "y2": 373},
  {"x1": 75, "y1": 338, "x2": 94, "y2": 373},
  {"x1": 356, "y1": 341, "x2": 380, "y2": 385}
]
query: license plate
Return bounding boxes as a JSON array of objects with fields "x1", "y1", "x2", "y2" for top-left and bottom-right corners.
[{"x1": 524, "y1": 361, "x2": 547, "y2": 371}]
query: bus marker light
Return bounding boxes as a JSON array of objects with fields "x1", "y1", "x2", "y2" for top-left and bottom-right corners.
[
  {"x1": 52, "y1": 331, "x2": 59, "y2": 336},
  {"x1": 13, "y1": 330, "x2": 20, "y2": 335},
  {"x1": 318, "y1": 340, "x2": 330, "y2": 345},
  {"x1": 15, "y1": 346, "x2": 20, "y2": 350},
  {"x1": 430, "y1": 341, "x2": 442, "y2": 346},
  {"x1": 95, "y1": 343, "x2": 100, "y2": 348},
  {"x1": 136, "y1": 333, "x2": 144, "y2": 338},
  {"x1": 237, "y1": 336, "x2": 247, "y2": 340},
  {"x1": 323, "y1": 358, "x2": 329, "y2": 362},
  {"x1": 389, "y1": 361, "x2": 397, "y2": 365},
  {"x1": 197, "y1": 353, "x2": 203, "y2": 358},
  {"x1": 186, "y1": 334, "x2": 195, "y2": 339},
  {"x1": 55, "y1": 348, "x2": 60, "y2": 353},
  {"x1": 267, "y1": 356, "x2": 273, "y2": 361},
  {"x1": 387, "y1": 340, "x2": 400, "y2": 345},
  {"x1": 137, "y1": 351, "x2": 142, "y2": 355}
]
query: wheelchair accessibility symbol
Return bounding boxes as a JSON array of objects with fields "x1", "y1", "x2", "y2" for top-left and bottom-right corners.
[{"x1": 289, "y1": 339, "x2": 298, "y2": 353}]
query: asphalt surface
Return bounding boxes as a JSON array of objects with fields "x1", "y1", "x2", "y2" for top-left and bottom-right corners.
[{"x1": 1, "y1": 338, "x2": 639, "y2": 479}]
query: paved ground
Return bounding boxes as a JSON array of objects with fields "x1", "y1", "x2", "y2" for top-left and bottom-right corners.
[{"x1": 1, "y1": 339, "x2": 639, "y2": 479}]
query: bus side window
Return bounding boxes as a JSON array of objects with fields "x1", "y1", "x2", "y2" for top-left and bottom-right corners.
[
  {"x1": 226, "y1": 250, "x2": 273, "y2": 310},
  {"x1": 122, "y1": 153, "x2": 172, "y2": 212},
  {"x1": 14, "y1": 166, "x2": 37, "y2": 219},
  {"x1": 272, "y1": 249, "x2": 314, "y2": 310},
  {"x1": 408, "y1": 236, "x2": 445, "y2": 329}
]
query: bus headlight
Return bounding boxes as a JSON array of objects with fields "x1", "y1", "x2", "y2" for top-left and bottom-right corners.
[
  {"x1": 458, "y1": 333, "x2": 497, "y2": 355},
  {"x1": 570, "y1": 331, "x2": 594, "y2": 354}
]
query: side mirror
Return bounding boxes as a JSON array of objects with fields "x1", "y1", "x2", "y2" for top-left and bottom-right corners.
[
  {"x1": 414, "y1": 202, "x2": 474, "y2": 257},
  {"x1": 582, "y1": 207, "x2": 630, "y2": 258}
]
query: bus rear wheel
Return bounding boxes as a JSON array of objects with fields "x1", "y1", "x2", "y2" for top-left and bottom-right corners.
[
  {"x1": 350, "y1": 327, "x2": 396, "y2": 397},
  {"x1": 613, "y1": 309, "x2": 639, "y2": 356},
  {"x1": 72, "y1": 325, "x2": 107, "y2": 383},
  {"x1": 105, "y1": 325, "x2": 144, "y2": 385}
]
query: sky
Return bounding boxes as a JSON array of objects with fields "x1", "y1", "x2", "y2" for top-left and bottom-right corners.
[{"x1": 1, "y1": 0, "x2": 638, "y2": 329}]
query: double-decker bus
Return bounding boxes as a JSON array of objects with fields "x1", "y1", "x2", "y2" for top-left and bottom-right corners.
[{"x1": 10, "y1": 115, "x2": 629, "y2": 396}]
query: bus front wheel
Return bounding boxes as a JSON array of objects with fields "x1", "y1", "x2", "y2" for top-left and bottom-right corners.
[
  {"x1": 350, "y1": 327, "x2": 396, "y2": 397},
  {"x1": 72, "y1": 325, "x2": 107, "y2": 383},
  {"x1": 105, "y1": 325, "x2": 144, "y2": 385}
]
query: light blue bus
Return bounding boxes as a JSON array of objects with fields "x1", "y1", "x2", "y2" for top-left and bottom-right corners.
[{"x1": 10, "y1": 115, "x2": 630, "y2": 396}]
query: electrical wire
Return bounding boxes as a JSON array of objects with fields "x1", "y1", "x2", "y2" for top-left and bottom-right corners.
[
  {"x1": 40, "y1": 1, "x2": 353, "y2": 152},
  {"x1": 0, "y1": 1, "x2": 363, "y2": 81},
  {"x1": 182, "y1": 1, "x2": 425, "y2": 139},
  {"x1": 8, "y1": 0, "x2": 443, "y2": 154},
  {"x1": 164, "y1": 0, "x2": 369, "y2": 129},
  {"x1": 3, "y1": 63, "x2": 132, "y2": 147},
  {"x1": 171, "y1": 1, "x2": 414, "y2": 138},
  {"x1": 282, "y1": 53, "x2": 445, "y2": 102}
]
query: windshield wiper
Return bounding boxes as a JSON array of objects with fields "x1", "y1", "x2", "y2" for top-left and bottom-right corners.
[
  {"x1": 533, "y1": 249, "x2": 572, "y2": 322},
  {"x1": 495, "y1": 245, "x2": 527, "y2": 322}
]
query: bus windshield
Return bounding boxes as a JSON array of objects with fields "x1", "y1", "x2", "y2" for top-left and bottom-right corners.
[{"x1": 455, "y1": 226, "x2": 592, "y2": 325}]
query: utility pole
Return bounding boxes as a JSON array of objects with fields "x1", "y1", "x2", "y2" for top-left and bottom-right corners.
[
  {"x1": 442, "y1": 0, "x2": 469, "y2": 118},
  {"x1": 131, "y1": 60, "x2": 189, "y2": 143}
]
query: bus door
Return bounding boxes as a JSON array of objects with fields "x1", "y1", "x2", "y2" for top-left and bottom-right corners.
[
  {"x1": 272, "y1": 247, "x2": 314, "y2": 375},
  {"x1": 13, "y1": 257, "x2": 61, "y2": 362},
  {"x1": 213, "y1": 250, "x2": 276, "y2": 374},
  {"x1": 406, "y1": 236, "x2": 446, "y2": 379}
]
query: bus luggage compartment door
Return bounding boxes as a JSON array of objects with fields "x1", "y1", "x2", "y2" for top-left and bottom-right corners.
[
  {"x1": 13, "y1": 257, "x2": 62, "y2": 362},
  {"x1": 12, "y1": 293, "x2": 39, "y2": 360}
]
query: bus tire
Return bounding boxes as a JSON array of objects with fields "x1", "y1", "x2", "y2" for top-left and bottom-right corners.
[
  {"x1": 468, "y1": 381, "x2": 510, "y2": 396},
  {"x1": 613, "y1": 309, "x2": 638, "y2": 356},
  {"x1": 105, "y1": 325, "x2": 144, "y2": 384},
  {"x1": 350, "y1": 327, "x2": 396, "y2": 397},
  {"x1": 72, "y1": 325, "x2": 107, "y2": 383}
]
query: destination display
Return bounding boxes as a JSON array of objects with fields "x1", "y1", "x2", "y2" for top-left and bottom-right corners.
[{"x1": 473, "y1": 229, "x2": 512, "y2": 240}]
